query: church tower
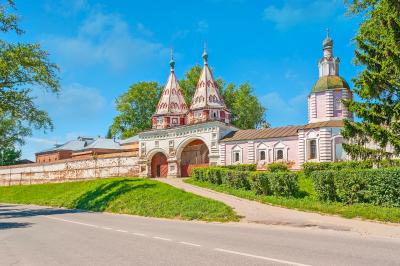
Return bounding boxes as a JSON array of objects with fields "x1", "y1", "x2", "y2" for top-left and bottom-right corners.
[
  {"x1": 308, "y1": 32, "x2": 353, "y2": 124},
  {"x1": 152, "y1": 52, "x2": 188, "y2": 129},
  {"x1": 187, "y1": 46, "x2": 231, "y2": 124}
]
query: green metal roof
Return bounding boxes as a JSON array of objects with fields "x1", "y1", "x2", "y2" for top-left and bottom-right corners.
[{"x1": 311, "y1": 75, "x2": 350, "y2": 93}]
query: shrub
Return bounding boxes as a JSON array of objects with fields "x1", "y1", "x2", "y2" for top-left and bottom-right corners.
[
  {"x1": 334, "y1": 170, "x2": 369, "y2": 204},
  {"x1": 249, "y1": 172, "x2": 271, "y2": 195},
  {"x1": 310, "y1": 171, "x2": 337, "y2": 201},
  {"x1": 192, "y1": 167, "x2": 299, "y2": 197},
  {"x1": 267, "y1": 162, "x2": 289, "y2": 172},
  {"x1": 223, "y1": 164, "x2": 256, "y2": 172},
  {"x1": 303, "y1": 161, "x2": 373, "y2": 177},
  {"x1": 268, "y1": 172, "x2": 299, "y2": 197},
  {"x1": 311, "y1": 168, "x2": 400, "y2": 207}
]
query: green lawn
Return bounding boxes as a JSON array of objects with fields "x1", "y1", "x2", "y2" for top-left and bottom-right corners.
[
  {"x1": 0, "y1": 178, "x2": 239, "y2": 222},
  {"x1": 185, "y1": 174, "x2": 400, "y2": 223}
]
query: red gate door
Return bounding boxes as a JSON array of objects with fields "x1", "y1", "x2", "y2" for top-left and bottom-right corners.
[{"x1": 151, "y1": 153, "x2": 168, "y2": 178}]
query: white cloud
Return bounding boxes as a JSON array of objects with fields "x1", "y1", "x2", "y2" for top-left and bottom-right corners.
[
  {"x1": 36, "y1": 83, "x2": 107, "y2": 118},
  {"x1": 261, "y1": 91, "x2": 308, "y2": 126},
  {"x1": 45, "y1": 11, "x2": 168, "y2": 71},
  {"x1": 263, "y1": 0, "x2": 342, "y2": 30}
]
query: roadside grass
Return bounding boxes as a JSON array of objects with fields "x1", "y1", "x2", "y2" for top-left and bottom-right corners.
[
  {"x1": 185, "y1": 173, "x2": 400, "y2": 223},
  {"x1": 0, "y1": 178, "x2": 239, "y2": 222}
]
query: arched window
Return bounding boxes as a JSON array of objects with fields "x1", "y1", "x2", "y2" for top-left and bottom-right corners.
[
  {"x1": 308, "y1": 139, "x2": 317, "y2": 160},
  {"x1": 276, "y1": 149, "x2": 284, "y2": 160},
  {"x1": 260, "y1": 150, "x2": 266, "y2": 161}
]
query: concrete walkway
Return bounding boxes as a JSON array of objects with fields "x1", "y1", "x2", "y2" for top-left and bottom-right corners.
[{"x1": 157, "y1": 178, "x2": 400, "y2": 239}]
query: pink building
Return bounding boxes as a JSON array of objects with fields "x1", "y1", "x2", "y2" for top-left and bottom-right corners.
[{"x1": 221, "y1": 35, "x2": 353, "y2": 169}]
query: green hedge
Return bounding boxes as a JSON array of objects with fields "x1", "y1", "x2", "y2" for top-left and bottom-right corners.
[
  {"x1": 267, "y1": 162, "x2": 289, "y2": 172},
  {"x1": 192, "y1": 167, "x2": 298, "y2": 197},
  {"x1": 303, "y1": 161, "x2": 373, "y2": 177},
  {"x1": 223, "y1": 164, "x2": 256, "y2": 171},
  {"x1": 311, "y1": 168, "x2": 400, "y2": 207}
]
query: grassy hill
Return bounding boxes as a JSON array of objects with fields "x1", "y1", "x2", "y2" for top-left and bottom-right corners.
[{"x1": 0, "y1": 178, "x2": 238, "y2": 222}]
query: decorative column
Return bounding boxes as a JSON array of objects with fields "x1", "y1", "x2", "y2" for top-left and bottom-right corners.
[
  {"x1": 219, "y1": 143, "x2": 226, "y2": 166},
  {"x1": 309, "y1": 94, "x2": 317, "y2": 122},
  {"x1": 342, "y1": 89, "x2": 351, "y2": 119},
  {"x1": 167, "y1": 159, "x2": 179, "y2": 178},
  {"x1": 247, "y1": 141, "x2": 255, "y2": 164},
  {"x1": 319, "y1": 128, "x2": 332, "y2": 162},
  {"x1": 298, "y1": 129, "x2": 305, "y2": 166},
  {"x1": 326, "y1": 90, "x2": 334, "y2": 118}
]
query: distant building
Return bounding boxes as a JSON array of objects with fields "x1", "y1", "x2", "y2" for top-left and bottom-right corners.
[{"x1": 35, "y1": 136, "x2": 139, "y2": 163}]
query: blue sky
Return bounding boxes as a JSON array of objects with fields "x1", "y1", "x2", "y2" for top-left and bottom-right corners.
[{"x1": 13, "y1": 0, "x2": 361, "y2": 160}]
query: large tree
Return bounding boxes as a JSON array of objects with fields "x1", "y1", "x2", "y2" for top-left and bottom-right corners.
[
  {"x1": 342, "y1": 0, "x2": 400, "y2": 160},
  {"x1": 0, "y1": 1, "x2": 60, "y2": 149},
  {"x1": 110, "y1": 82, "x2": 161, "y2": 139}
]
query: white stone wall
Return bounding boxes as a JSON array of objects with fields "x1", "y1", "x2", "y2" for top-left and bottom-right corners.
[
  {"x1": 138, "y1": 121, "x2": 237, "y2": 177},
  {"x1": 0, "y1": 153, "x2": 139, "y2": 186}
]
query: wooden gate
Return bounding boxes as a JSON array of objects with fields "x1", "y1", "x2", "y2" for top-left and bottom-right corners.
[{"x1": 151, "y1": 153, "x2": 168, "y2": 178}]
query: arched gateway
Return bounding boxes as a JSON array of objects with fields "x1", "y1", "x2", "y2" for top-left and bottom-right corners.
[{"x1": 179, "y1": 139, "x2": 209, "y2": 177}]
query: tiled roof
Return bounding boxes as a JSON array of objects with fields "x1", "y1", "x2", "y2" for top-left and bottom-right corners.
[
  {"x1": 221, "y1": 120, "x2": 345, "y2": 142},
  {"x1": 36, "y1": 140, "x2": 88, "y2": 154},
  {"x1": 220, "y1": 125, "x2": 303, "y2": 142},
  {"x1": 302, "y1": 120, "x2": 344, "y2": 129},
  {"x1": 81, "y1": 138, "x2": 121, "y2": 150},
  {"x1": 119, "y1": 135, "x2": 139, "y2": 145}
]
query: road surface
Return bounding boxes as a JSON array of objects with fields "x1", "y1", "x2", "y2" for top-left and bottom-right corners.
[{"x1": 0, "y1": 204, "x2": 399, "y2": 266}]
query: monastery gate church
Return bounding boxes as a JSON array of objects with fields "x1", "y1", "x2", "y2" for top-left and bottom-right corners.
[{"x1": 138, "y1": 35, "x2": 353, "y2": 178}]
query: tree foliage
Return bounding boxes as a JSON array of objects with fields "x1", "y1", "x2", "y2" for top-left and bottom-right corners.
[
  {"x1": 342, "y1": 0, "x2": 400, "y2": 160},
  {"x1": 0, "y1": 147, "x2": 20, "y2": 166},
  {"x1": 0, "y1": 1, "x2": 60, "y2": 149},
  {"x1": 110, "y1": 82, "x2": 161, "y2": 139}
]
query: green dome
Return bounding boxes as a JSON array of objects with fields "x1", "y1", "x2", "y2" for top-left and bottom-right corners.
[{"x1": 311, "y1": 75, "x2": 350, "y2": 93}]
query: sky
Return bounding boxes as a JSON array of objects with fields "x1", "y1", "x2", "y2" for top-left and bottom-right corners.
[{"x1": 10, "y1": 0, "x2": 361, "y2": 160}]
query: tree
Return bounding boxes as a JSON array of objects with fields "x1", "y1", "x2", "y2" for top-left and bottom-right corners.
[
  {"x1": 0, "y1": 147, "x2": 20, "y2": 166},
  {"x1": 110, "y1": 82, "x2": 161, "y2": 139},
  {"x1": 0, "y1": 1, "x2": 60, "y2": 149},
  {"x1": 342, "y1": 0, "x2": 400, "y2": 160},
  {"x1": 225, "y1": 83, "x2": 266, "y2": 129}
]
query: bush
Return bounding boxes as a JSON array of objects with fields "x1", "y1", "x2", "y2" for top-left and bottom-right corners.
[
  {"x1": 192, "y1": 167, "x2": 298, "y2": 197},
  {"x1": 310, "y1": 171, "x2": 337, "y2": 201},
  {"x1": 225, "y1": 170, "x2": 251, "y2": 190},
  {"x1": 223, "y1": 164, "x2": 256, "y2": 171},
  {"x1": 303, "y1": 161, "x2": 373, "y2": 177},
  {"x1": 249, "y1": 172, "x2": 271, "y2": 195},
  {"x1": 311, "y1": 168, "x2": 400, "y2": 207},
  {"x1": 267, "y1": 162, "x2": 289, "y2": 172},
  {"x1": 269, "y1": 172, "x2": 299, "y2": 197}
]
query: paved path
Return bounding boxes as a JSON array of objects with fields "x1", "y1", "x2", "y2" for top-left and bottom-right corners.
[
  {"x1": 158, "y1": 178, "x2": 400, "y2": 239},
  {"x1": 1, "y1": 204, "x2": 400, "y2": 266}
]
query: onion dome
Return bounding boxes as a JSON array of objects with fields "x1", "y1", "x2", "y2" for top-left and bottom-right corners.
[{"x1": 311, "y1": 75, "x2": 350, "y2": 93}]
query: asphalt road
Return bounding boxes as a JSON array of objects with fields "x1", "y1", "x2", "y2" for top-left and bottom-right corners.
[{"x1": 1, "y1": 204, "x2": 399, "y2": 266}]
